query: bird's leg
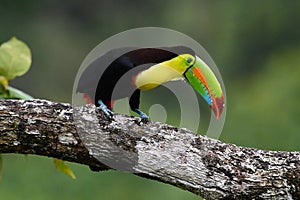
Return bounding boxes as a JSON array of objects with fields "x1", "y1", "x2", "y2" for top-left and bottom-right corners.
[
  {"x1": 129, "y1": 89, "x2": 149, "y2": 120},
  {"x1": 97, "y1": 99, "x2": 113, "y2": 117},
  {"x1": 132, "y1": 108, "x2": 149, "y2": 119}
]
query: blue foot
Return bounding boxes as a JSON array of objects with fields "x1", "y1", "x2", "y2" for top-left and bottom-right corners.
[
  {"x1": 133, "y1": 109, "x2": 149, "y2": 120},
  {"x1": 98, "y1": 100, "x2": 113, "y2": 118}
]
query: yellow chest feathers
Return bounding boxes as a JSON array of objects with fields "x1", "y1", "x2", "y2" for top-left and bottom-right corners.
[{"x1": 134, "y1": 61, "x2": 183, "y2": 90}]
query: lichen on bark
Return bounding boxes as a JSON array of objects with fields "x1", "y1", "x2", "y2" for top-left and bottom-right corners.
[{"x1": 0, "y1": 99, "x2": 299, "y2": 199}]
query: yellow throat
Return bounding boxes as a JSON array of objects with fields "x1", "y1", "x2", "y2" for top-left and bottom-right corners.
[{"x1": 134, "y1": 55, "x2": 190, "y2": 90}]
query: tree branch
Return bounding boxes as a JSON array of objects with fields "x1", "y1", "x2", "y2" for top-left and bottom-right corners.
[{"x1": 0, "y1": 99, "x2": 299, "y2": 199}]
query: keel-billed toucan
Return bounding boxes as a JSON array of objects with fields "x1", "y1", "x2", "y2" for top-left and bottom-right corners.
[{"x1": 77, "y1": 46, "x2": 224, "y2": 120}]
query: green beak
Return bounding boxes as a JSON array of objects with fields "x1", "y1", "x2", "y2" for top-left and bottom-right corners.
[{"x1": 184, "y1": 56, "x2": 224, "y2": 119}]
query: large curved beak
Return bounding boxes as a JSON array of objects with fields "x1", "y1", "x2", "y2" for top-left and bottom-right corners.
[{"x1": 184, "y1": 56, "x2": 224, "y2": 119}]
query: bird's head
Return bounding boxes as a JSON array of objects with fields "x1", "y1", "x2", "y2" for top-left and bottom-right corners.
[
  {"x1": 134, "y1": 53, "x2": 224, "y2": 119},
  {"x1": 182, "y1": 54, "x2": 224, "y2": 119}
]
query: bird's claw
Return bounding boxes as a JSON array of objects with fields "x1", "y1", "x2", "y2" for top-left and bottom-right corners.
[
  {"x1": 100, "y1": 105, "x2": 113, "y2": 117},
  {"x1": 98, "y1": 100, "x2": 114, "y2": 119},
  {"x1": 133, "y1": 109, "x2": 150, "y2": 122},
  {"x1": 140, "y1": 117, "x2": 149, "y2": 124},
  {"x1": 139, "y1": 112, "x2": 149, "y2": 120}
]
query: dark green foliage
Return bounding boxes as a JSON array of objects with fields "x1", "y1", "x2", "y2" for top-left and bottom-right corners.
[{"x1": 0, "y1": 1, "x2": 299, "y2": 199}]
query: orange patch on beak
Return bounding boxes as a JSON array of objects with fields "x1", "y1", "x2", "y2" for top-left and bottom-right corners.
[{"x1": 193, "y1": 67, "x2": 224, "y2": 119}]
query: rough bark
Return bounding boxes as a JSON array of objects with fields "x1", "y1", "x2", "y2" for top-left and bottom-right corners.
[{"x1": 0, "y1": 99, "x2": 299, "y2": 199}]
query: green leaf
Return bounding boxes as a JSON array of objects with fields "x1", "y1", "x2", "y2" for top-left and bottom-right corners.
[
  {"x1": 0, "y1": 154, "x2": 2, "y2": 182},
  {"x1": 6, "y1": 86, "x2": 33, "y2": 100},
  {"x1": 0, "y1": 37, "x2": 32, "y2": 80},
  {"x1": 0, "y1": 76, "x2": 8, "y2": 89},
  {"x1": 53, "y1": 158, "x2": 76, "y2": 179}
]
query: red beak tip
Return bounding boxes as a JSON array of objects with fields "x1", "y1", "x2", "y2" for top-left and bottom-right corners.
[
  {"x1": 211, "y1": 96, "x2": 224, "y2": 120},
  {"x1": 211, "y1": 105, "x2": 221, "y2": 119}
]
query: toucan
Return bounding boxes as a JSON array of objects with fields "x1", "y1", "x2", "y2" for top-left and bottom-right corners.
[{"x1": 77, "y1": 46, "x2": 224, "y2": 120}]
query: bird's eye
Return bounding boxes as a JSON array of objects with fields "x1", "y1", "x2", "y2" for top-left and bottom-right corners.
[{"x1": 186, "y1": 57, "x2": 193, "y2": 64}]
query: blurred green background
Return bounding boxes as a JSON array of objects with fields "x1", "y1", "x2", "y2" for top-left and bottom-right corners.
[{"x1": 1, "y1": 1, "x2": 299, "y2": 199}]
